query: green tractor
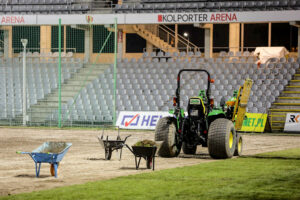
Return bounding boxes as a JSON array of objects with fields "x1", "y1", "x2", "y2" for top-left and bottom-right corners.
[{"x1": 155, "y1": 69, "x2": 252, "y2": 159}]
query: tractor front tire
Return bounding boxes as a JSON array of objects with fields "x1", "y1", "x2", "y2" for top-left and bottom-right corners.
[
  {"x1": 234, "y1": 134, "x2": 243, "y2": 156},
  {"x1": 208, "y1": 118, "x2": 236, "y2": 159},
  {"x1": 182, "y1": 142, "x2": 197, "y2": 155},
  {"x1": 155, "y1": 117, "x2": 181, "y2": 157}
]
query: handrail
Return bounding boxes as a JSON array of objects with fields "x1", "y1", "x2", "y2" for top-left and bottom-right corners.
[
  {"x1": 142, "y1": 24, "x2": 199, "y2": 52},
  {"x1": 160, "y1": 25, "x2": 198, "y2": 50}
]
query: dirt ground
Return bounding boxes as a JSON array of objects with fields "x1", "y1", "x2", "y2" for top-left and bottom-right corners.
[{"x1": 0, "y1": 127, "x2": 300, "y2": 196}]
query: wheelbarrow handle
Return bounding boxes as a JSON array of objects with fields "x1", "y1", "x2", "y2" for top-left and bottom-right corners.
[
  {"x1": 124, "y1": 135, "x2": 131, "y2": 142},
  {"x1": 124, "y1": 144, "x2": 134, "y2": 154},
  {"x1": 16, "y1": 151, "x2": 53, "y2": 155},
  {"x1": 16, "y1": 151, "x2": 31, "y2": 154}
]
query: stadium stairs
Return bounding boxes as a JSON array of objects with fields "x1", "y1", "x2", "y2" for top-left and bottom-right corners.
[
  {"x1": 269, "y1": 68, "x2": 300, "y2": 132},
  {"x1": 132, "y1": 25, "x2": 179, "y2": 53},
  {"x1": 21, "y1": 63, "x2": 110, "y2": 125}
]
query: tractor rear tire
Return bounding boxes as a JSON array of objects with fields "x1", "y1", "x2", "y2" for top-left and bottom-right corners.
[
  {"x1": 208, "y1": 118, "x2": 236, "y2": 159},
  {"x1": 182, "y1": 142, "x2": 197, "y2": 155},
  {"x1": 155, "y1": 117, "x2": 181, "y2": 157},
  {"x1": 234, "y1": 134, "x2": 243, "y2": 156}
]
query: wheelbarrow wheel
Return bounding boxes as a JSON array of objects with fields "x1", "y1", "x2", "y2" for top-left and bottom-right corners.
[
  {"x1": 105, "y1": 149, "x2": 112, "y2": 160},
  {"x1": 50, "y1": 163, "x2": 59, "y2": 176},
  {"x1": 146, "y1": 156, "x2": 153, "y2": 169}
]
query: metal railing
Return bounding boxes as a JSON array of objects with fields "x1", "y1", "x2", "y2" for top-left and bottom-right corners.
[
  {"x1": 143, "y1": 24, "x2": 199, "y2": 52},
  {"x1": 143, "y1": 46, "x2": 261, "y2": 54},
  {"x1": 11, "y1": 47, "x2": 77, "y2": 55}
]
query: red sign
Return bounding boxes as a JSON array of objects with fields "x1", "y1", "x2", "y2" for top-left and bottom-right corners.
[
  {"x1": 1, "y1": 16, "x2": 25, "y2": 24},
  {"x1": 210, "y1": 13, "x2": 237, "y2": 22},
  {"x1": 157, "y1": 13, "x2": 237, "y2": 23}
]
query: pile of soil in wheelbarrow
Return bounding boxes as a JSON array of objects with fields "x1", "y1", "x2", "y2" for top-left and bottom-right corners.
[
  {"x1": 39, "y1": 142, "x2": 68, "y2": 154},
  {"x1": 133, "y1": 140, "x2": 156, "y2": 147}
]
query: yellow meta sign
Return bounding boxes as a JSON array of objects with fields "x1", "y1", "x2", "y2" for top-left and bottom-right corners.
[{"x1": 240, "y1": 113, "x2": 268, "y2": 132}]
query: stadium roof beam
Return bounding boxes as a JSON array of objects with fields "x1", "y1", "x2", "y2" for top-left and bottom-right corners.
[
  {"x1": 204, "y1": 24, "x2": 213, "y2": 58},
  {"x1": 229, "y1": 23, "x2": 240, "y2": 53}
]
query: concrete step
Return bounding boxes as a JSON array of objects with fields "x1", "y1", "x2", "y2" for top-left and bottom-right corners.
[
  {"x1": 65, "y1": 79, "x2": 97, "y2": 85},
  {"x1": 46, "y1": 95, "x2": 75, "y2": 102},
  {"x1": 268, "y1": 115, "x2": 286, "y2": 122},
  {"x1": 35, "y1": 101, "x2": 68, "y2": 107},
  {"x1": 67, "y1": 74, "x2": 100, "y2": 81},
  {"x1": 269, "y1": 123, "x2": 285, "y2": 132},
  {"x1": 83, "y1": 63, "x2": 110, "y2": 68},
  {"x1": 270, "y1": 104, "x2": 300, "y2": 109},
  {"x1": 78, "y1": 68, "x2": 105, "y2": 74},
  {"x1": 289, "y1": 80, "x2": 300, "y2": 86},
  {"x1": 294, "y1": 74, "x2": 300, "y2": 80},
  {"x1": 29, "y1": 105, "x2": 57, "y2": 110},
  {"x1": 269, "y1": 108, "x2": 300, "y2": 112},
  {"x1": 280, "y1": 91, "x2": 300, "y2": 97},
  {"x1": 269, "y1": 120, "x2": 286, "y2": 125},
  {"x1": 60, "y1": 85, "x2": 83, "y2": 91},
  {"x1": 276, "y1": 98, "x2": 300, "y2": 103},
  {"x1": 46, "y1": 90, "x2": 78, "y2": 97},
  {"x1": 26, "y1": 62, "x2": 108, "y2": 123},
  {"x1": 28, "y1": 112, "x2": 52, "y2": 120},
  {"x1": 273, "y1": 102, "x2": 300, "y2": 105},
  {"x1": 283, "y1": 86, "x2": 300, "y2": 91}
]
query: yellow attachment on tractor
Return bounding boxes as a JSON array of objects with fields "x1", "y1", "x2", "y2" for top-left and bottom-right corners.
[{"x1": 232, "y1": 79, "x2": 253, "y2": 130}]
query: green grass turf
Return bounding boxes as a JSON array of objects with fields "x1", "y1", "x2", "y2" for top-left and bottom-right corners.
[{"x1": 2, "y1": 148, "x2": 300, "y2": 200}]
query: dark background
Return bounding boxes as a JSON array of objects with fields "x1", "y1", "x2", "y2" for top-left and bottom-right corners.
[{"x1": 126, "y1": 23, "x2": 298, "y2": 53}]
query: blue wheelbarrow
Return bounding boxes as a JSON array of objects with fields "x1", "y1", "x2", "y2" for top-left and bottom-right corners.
[{"x1": 17, "y1": 142, "x2": 72, "y2": 178}]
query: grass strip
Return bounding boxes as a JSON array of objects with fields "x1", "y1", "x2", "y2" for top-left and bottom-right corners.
[{"x1": 1, "y1": 148, "x2": 300, "y2": 200}]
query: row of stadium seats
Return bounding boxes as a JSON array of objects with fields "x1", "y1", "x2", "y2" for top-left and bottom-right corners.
[
  {"x1": 1, "y1": 0, "x2": 73, "y2": 4},
  {"x1": 143, "y1": 51, "x2": 256, "y2": 59},
  {"x1": 53, "y1": 58, "x2": 299, "y2": 122},
  {"x1": 0, "y1": 0, "x2": 89, "y2": 14},
  {"x1": 120, "y1": 56, "x2": 299, "y2": 65},
  {"x1": 116, "y1": 0, "x2": 300, "y2": 13},
  {"x1": 0, "y1": 59, "x2": 83, "y2": 119},
  {"x1": 143, "y1": 51, "x2": 202, "y2": 58},
  {"x1": 1, "y1": 57, "x2": 82, "y2": 64},
  {"x1": 17, "y1": 51, "x2": 74, "y2": 58}
]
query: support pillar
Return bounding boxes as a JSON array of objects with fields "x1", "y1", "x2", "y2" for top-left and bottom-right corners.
[
  {"x1": 40, "y1": 26, "x2": 51, "y2": 55},
  {"x1": 84, "y1": 28, "x2": 90, "y2": 62},
  {"x1": 122, "y1": 31, "x2": 126, "y2": 59},
  {"x1": 64, "y1": 25, "x2": 67, "y2": 52},
  {"x1": 175, "y1": 24, "x2": 178, "y2": 49},
  {"x1": 89, "y1": 26, "x2": 93, "y2": 62},
  {"x1": 2, "y1": 26, "x2": 13, "y2": 58},
  {"x1": 204, "y1": 24, "x2": 213, "y2": 58},
  {"x1": 268, "y1": 22, "x2": 272, "y2": 47},
  {"x1": 298, "y1": 27, "x2": 300, "y2": 57},
  {"x1": 229, "y1": 23, "x2": 240, "y2": 53},
  {"x1": 117, "y1": 30, "x2": 123, "y2": 59},
  {"x1": 241, "y1": 23, "x2": 244, "y2": 53}
]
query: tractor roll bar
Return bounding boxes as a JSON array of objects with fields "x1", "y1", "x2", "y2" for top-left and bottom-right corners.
[{"x1": 176, "y1": 69, "x2": 211, "y2": 111}]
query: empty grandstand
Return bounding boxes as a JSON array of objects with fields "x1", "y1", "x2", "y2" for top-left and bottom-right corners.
[{"x1": 0, "y1": 0, "x2": 300, "y2": 132}]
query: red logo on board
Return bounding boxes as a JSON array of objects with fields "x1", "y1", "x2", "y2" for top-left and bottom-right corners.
[{"x1": 158, "y1": 15, "x2": 163, "y2": 22}]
